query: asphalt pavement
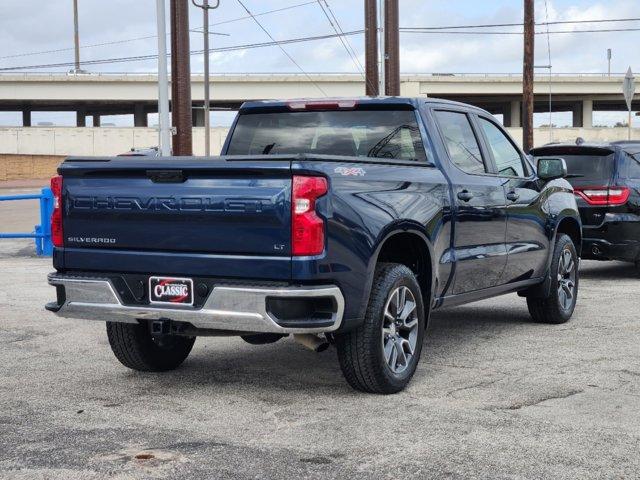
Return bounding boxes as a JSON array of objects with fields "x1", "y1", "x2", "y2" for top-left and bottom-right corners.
[{"x1": 0, "y1": 237, "x2": 639, "y2": 479}]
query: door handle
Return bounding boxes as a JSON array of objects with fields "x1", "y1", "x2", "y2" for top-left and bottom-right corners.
[
  {"x1": 457, "y1": 190, "x2": 474, "y2": 202},
  {"x1": 506, "y1": 191, "x2": 520, "y2": 202}
]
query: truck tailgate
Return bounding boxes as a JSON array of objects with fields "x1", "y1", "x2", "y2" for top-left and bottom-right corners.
[{"x1": 58, "y1": 157, "x2": 293, "y2": 279}]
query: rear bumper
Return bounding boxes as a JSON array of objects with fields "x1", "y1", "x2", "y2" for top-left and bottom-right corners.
[
  {"x1": 581, "y1": 214, "x2": 640, "y2": 262},
  {"x1": 46, "y1": 273, "x2": 344, "y2": 334}
]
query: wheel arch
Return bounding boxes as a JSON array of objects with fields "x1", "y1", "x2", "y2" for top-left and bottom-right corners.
[
  {"x1": 555, "y1": 215, "x2": 582, "y2": 257},
  {"x1": 360, "y1": 224, "x2": 436, "y2": 320}
]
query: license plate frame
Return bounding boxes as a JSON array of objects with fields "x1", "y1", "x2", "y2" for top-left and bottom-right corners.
[{"x1": 149, "y1": 276, "x2": 194, "y2": 306}]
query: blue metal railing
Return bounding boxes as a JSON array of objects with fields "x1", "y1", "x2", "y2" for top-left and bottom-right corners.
[{"x1": 0, "y1": 188, "x2": 54, "y2": 256}]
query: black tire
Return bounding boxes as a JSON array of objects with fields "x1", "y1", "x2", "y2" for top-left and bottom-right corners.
[
  {"x1": 106, "y1": 321, "x2": 195, "y2": 372},
  {"x1": 335, "y1": 263, "x2": 426, "y2": 394},
  {"x1": 527, "y1": 234, "x2": 579, "y2": 324}
]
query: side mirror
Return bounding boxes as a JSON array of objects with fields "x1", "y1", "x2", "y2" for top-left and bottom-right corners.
[{"x1": 537, "y1": 157, "x2": 567, "y2": 181}]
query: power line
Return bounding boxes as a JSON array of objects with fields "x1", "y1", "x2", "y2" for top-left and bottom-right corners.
[
  {"x1": 0, "y1": 30, "x2": 365, "y2": 72},
  {"x1": 4, "y1": 12, "x2": 639, "y2": 63},
  {"x1": 193, "y1": 0, "x2": 317, "y2": 31},
  {"x1": 321, "y1": 1, "x2": 366, "y2": 73},
  {"x1": 4, "y1": 22, "x2": 640, "y2": 72},
  {"x1": 315, "y1": 1, "x2": 367, "y2": 85},
  {"x1": 235, "y1": 0, "x2": 327, "y2": 96},
  {"x1": 401, "y1": 17, "x2": 640, "y2": 31},
  {"x1": 400, "y1": 27, "x2": 640, "y2": 35},
  {"x1": 0, "y1": 1, "x2": 316, "y2": 61}
]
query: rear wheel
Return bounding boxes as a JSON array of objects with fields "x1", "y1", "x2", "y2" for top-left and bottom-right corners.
[
  {"x1": 106, "y1": 321, "x2": 195, "y2": 372},
  {"x1": 527, "y1": 234, "x2": 579, "y2": 324},
  {"x1": 336, "y1": 263, "x2": 426, "y2": 394}
]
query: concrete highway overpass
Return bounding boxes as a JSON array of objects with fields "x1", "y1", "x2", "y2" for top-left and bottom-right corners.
[{"x1": 0, "y1": 73, "x2": 638, "y2": 128}]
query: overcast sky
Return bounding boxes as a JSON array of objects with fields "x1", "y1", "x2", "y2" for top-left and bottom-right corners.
[{"x1": 0, "y1": 0, "x2": 638, "y2": 126}]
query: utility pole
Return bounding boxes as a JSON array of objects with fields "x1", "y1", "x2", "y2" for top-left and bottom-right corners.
[
  {"x1": 377, "y1": 0, "x2": 385, "y2": 96},
  {"x1": 364, "y1": 0, "x2": 379, "y2": 96},
  {"x1": 71, "y1": 0, "x2": 85, "y2": 73},
  {"x1": 522, "y1": 0, "x2": 535, "y2": 153},
  {"x1": 170, "y1": 0, "x2": 193, "y2": 156},
  {"x1": 607, "y1": 48, "x2": 612, "y2": 78},
  {"x1": 384, "y1": 0, "x2": 400, "y2": 96},
  {"x1": 192, "y1": 0, "x2": 220, "y2": 157},
  {"x1": 156, "y1": 0, "x2": 171, "y2": 156}
]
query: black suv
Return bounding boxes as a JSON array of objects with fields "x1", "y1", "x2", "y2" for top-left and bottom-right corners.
[{"x1": 532, "y1": 141, "x2": 640, "y2": 270}]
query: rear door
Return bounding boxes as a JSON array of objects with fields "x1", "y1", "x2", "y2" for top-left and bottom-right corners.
[
  {"x1": 475, "y1": 115, "x2": 549, "y2": 282},
  {"x1": 432, "y1": 109, "x2": 507, "y2": 294}
]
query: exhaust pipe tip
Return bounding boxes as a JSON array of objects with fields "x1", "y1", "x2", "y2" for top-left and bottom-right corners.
[{"x1": 293, "y1": 334, "x2": 330, "y2": 353}]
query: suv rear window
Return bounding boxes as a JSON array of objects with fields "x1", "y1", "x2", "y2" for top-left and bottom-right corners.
[
  {"x1": 536, "y1": 154, "x2": 615, "y2": 186},
  {"x1": 227, "y1": 110, "x2": 428, "y2": 162}
]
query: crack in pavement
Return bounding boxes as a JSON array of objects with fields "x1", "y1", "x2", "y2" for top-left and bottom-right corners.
[{"x1": 499, "y1": 389, "x2": 584, "y2": 411}]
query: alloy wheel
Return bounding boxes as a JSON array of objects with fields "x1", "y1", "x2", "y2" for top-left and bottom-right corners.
[
  {"x1": 381, "y1": 286, "x2": 419, "y2": 374},
  {"x1": 557, "y1": 249, "x2": 576, "y2": 311}
]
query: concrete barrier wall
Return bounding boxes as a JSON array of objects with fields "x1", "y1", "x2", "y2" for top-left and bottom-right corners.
[
  {"x1": 2, "y1": 126, "x2": 640, "y2": 181},
  {"x1": 0, "y1": 127, "x2": 231, "y2": 157}
]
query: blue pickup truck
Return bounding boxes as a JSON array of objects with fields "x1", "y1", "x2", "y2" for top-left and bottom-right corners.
[{"x1": 46, "y1": 97, "x2": 582, "y2": 393}]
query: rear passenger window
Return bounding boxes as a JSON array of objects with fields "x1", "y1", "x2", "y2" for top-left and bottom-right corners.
[
  {"x1": 478, "y1": 117, "x2": 526, "y2": 177},
  {"x1": 434, "y1": 111, "x2": 486, "y2": 174}
]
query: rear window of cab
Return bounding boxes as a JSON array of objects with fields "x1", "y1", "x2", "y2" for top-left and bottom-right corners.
[{"x1": 227, "y1": 109, "x2": 429, "y2": 162}]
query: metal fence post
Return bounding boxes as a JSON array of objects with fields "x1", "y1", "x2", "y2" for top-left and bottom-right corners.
[{"x1": 39, "y1": 187, "x2": 54, "y2": 256}]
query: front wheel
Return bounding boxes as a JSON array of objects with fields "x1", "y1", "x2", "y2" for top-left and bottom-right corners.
[
  {"x1": 527, "y1": 234, "x2": 579, "y2": 324},
  {"x1": 336, "y1": 263, "x2": 426, "y2": 394},
  {"x1": 106, "y1": 321, "x2": 195, "y2": 372}
]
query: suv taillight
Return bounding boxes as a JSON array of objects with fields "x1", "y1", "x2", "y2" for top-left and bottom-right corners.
[
  {"x1": 50, "y1": 175, "x2": 63, "y2": 247},
  {"x1": 291, "y1": 175, "x2": 328, "y2": 256},
  {"x1": 574, "y1": 186, "x2": 630, "y2": 206}
]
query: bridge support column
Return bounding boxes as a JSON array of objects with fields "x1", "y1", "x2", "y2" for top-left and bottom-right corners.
[
  {"x1": 582, "y1": 99, "x2": 593, "y2": 129},
  {"x1": 508, "y1": 101, "x2": 521, "y2": 128},
  {"x1": 572, "y1": 102, "x2": 584, "y2": 127},
  {"x1": 92, "y1": 114, "x2": 100, "y2": 127},
  {"x1": 192, "y1": 108, "x2": 205, "y2": 127},
  {"x1": 134, "y1": 104, "x2": 148, "y2": 127},
  {"x1": 76, "y1": 107, "x2": 86, "y2": 127},
  {"x1": 22, "y1": 109, "x2": 31, "y2": 127}
]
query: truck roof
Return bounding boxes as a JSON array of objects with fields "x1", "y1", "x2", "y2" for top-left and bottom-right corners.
[{"x1": 239, "y1": 96, "x2": 489, "y2": 114}]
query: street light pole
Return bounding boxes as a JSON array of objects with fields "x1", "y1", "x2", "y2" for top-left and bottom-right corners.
[
  {"x1": 192, "y1": 0, "x2": 220, "y2": 157},
  {"x1": 72, "y1": 0, "x2": 81, "y2": 73},
  {"x1": 156, "y1": 0, "x2": 171, "y2": 156}
]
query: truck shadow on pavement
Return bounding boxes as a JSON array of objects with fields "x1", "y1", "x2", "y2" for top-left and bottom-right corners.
[{"x1": 127, "y1": 301, "x2": 534, "y2": 394}]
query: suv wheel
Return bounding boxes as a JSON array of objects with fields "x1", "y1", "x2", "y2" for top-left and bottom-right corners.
[
  {"x1": 106, "y1": 321, "x2": 195, "y2": 372},
  {"x1": 527, "y1": 234, "x2": 579, "y2": 324},
  {"x1": 336, "y1": 263, "x2": 426, "y2": 394}
]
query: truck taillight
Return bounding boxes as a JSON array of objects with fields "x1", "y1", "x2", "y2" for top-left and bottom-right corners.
[
  {"x1": 50, "y1": 175, "x2": 63, "y2": 247},
  {"x1": 574, "y1": 186, "x2": 630, "y2": 206},
  {"x1": 291, "y1": 175, "x2": 328, "y2": 256}
]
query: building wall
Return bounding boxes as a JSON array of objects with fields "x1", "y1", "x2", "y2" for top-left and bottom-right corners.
[
  {"x1": 1, "y1": 126, "x2": 639, "y2": 181},
  {"x1": 0, "y1": 154, "x2": 65, "y2": 181}
]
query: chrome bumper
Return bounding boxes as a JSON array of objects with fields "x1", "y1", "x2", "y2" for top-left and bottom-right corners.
[{"x1": 47, "y1": 274, "x2": 344, "y2": 334}]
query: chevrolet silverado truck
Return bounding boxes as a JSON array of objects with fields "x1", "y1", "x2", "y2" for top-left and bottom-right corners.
[{"x1": 46, "y1": 97, "x2": 582, "y2": 394}]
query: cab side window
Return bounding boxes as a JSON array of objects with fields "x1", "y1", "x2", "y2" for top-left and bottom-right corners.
[
  {"x1": 434, "y1": 110, "x2": 487, "y2": 175},
  {"x1": 478, "y1": 117, "x2": 527, "y2": 177}
]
